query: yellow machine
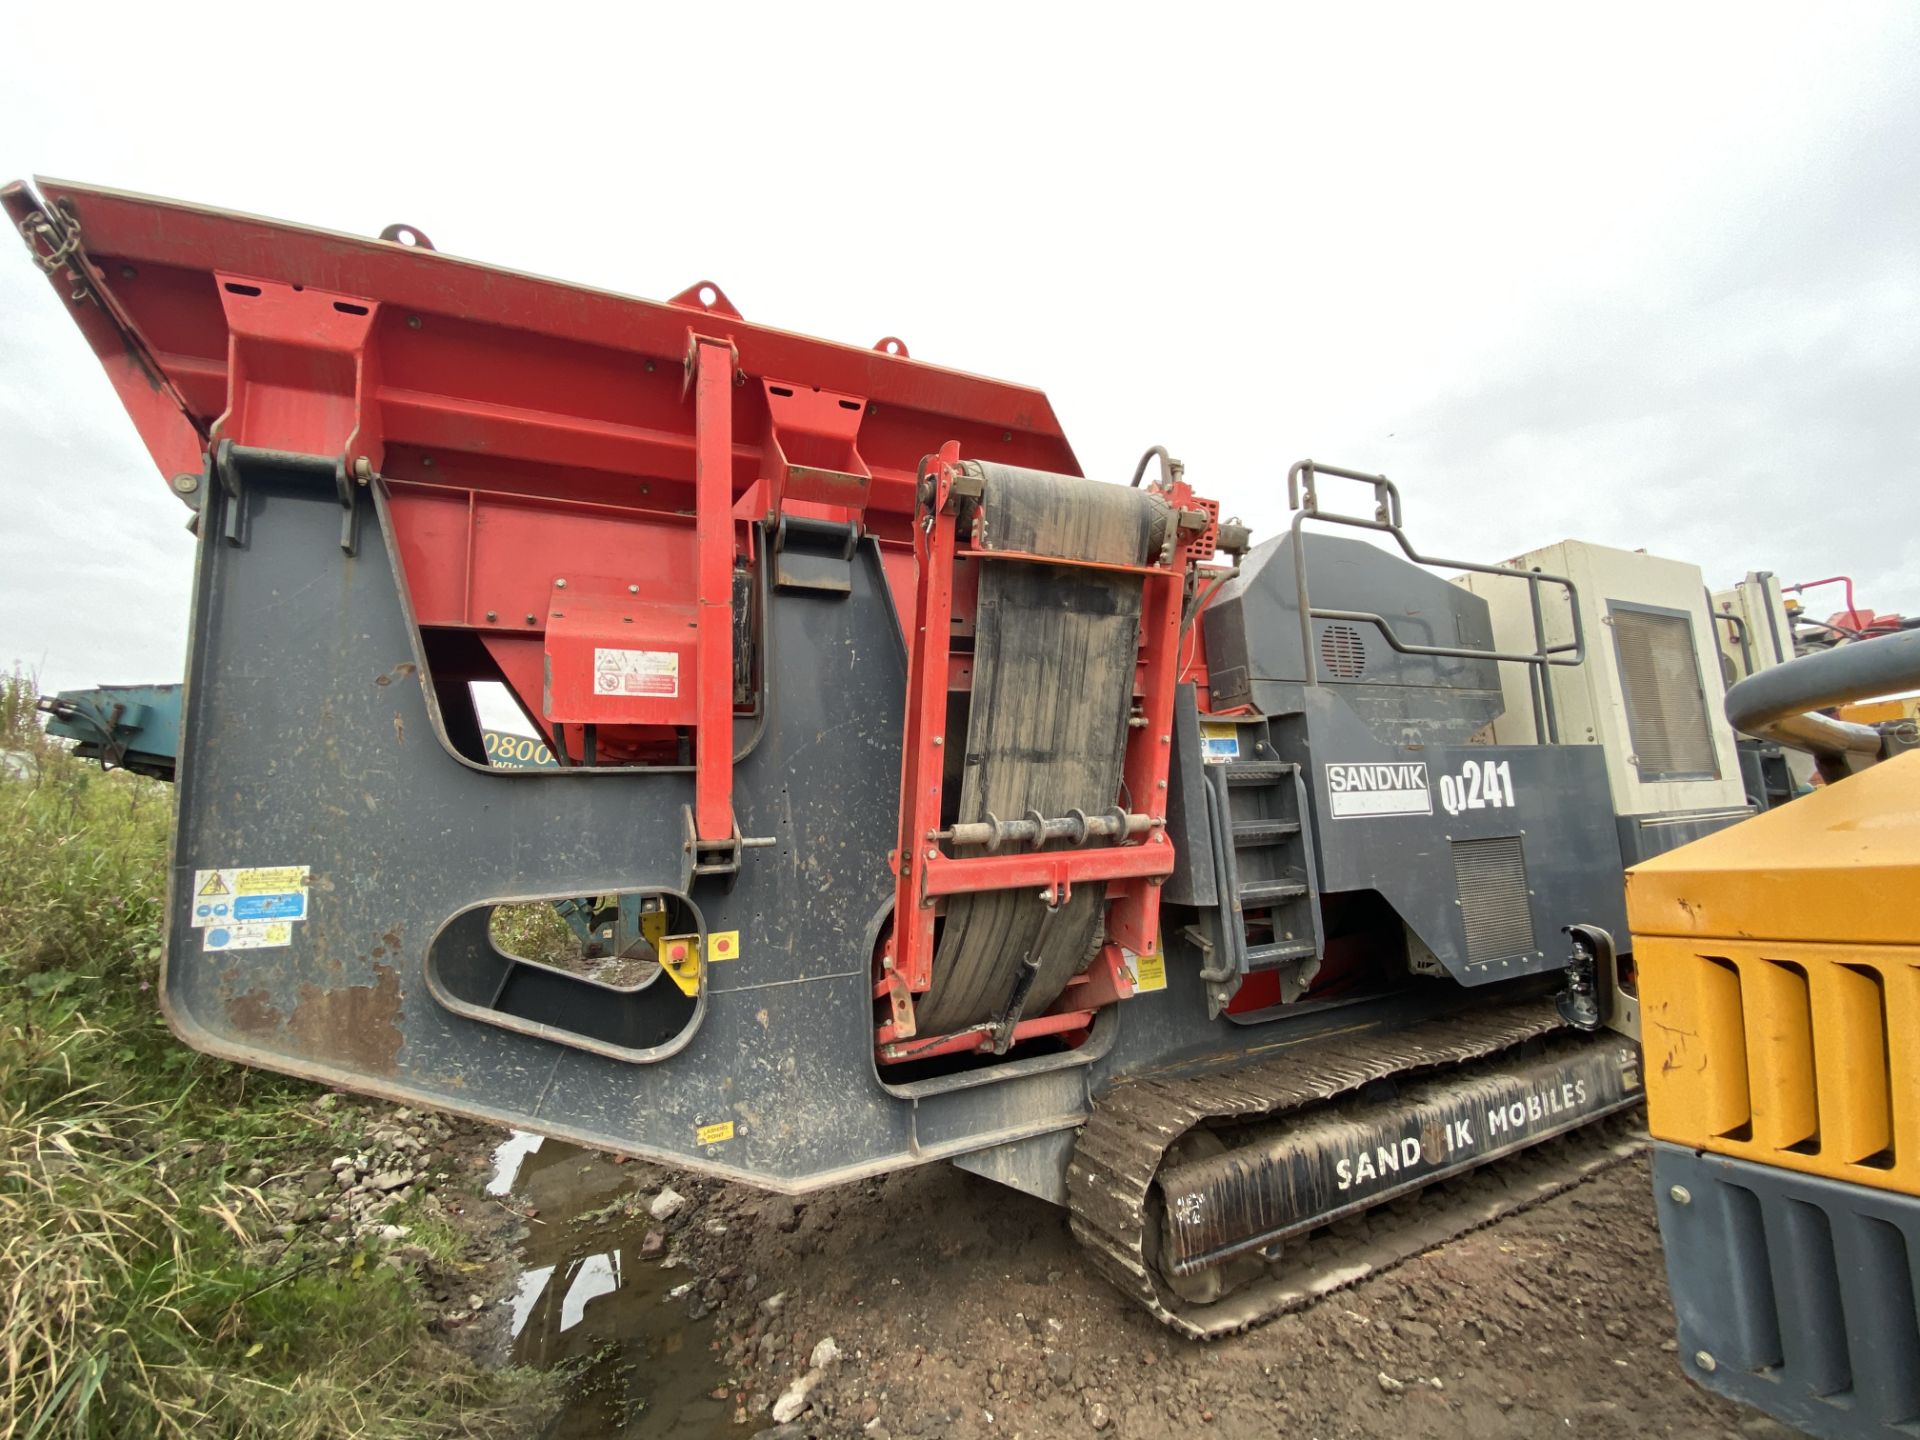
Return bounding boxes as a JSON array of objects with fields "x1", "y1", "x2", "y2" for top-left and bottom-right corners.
[{"x1": 1631, "y1": 630, "x2": 1920, "y2": 1440}]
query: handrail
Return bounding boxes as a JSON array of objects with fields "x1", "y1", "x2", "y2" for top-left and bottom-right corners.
[
  {"x1": 1707, "y1": 591, "x2": 1755, "y2": 678},
  {"x1": 1284, "y1": 460, "x2": 1585, "y2": 742}
]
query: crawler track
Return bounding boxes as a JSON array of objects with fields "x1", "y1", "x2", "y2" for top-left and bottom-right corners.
[{"x1": 1067, "y1": 1002, "x2": 1645, "y2": 1337}]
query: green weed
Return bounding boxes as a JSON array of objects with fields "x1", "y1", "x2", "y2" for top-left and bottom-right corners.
[{"x1": 0, "y1": 670, "x2": 554, "y2": 1439}]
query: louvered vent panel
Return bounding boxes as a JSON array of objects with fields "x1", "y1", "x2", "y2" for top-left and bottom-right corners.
[
  {"x1": 1319, "y1": 623, "x2": 1367, "y2": 679},
  {"x1": 1612, "y1": 606, "x2": 1719, "y2": 780},
  {"x1": 1452, "y1": 836, "x2": 1536, "y2": 964}
]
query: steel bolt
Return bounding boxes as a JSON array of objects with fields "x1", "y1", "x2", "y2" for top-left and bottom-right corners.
[
  {"x1": 525, "y1": 613, "x2": 536, "y2": 625},
  {"x1": 933, "y1": 736, "x2": 943, "y2": 747},
  {"x1": 1694, "y1": 1351, "x2": 1717, "y2": 1373},
  {"x1": 421, "y1": 456, "x2": 434, "y2": 467},
  {"x1": 1669, "y1": 1185, "x2": 1692, "y2": 1205},
  {"x1": 925, "y1": 849, "x2": 938, "y2": 861},
  {"x1": 170, "y1": 473, "x2": 201, "y2": 495},
  {"x1": 555, "y1": 578, "x2": 567, "y2": 589},
  {"x1": 628, "y1": 584, "x2": 639, "y2": 594},
  {"x1": 407, "y1": 315, "x2": 422, "y2": 329},
  {"x1": 485, "y1": 609, "x2": 497, "y2": 622}
]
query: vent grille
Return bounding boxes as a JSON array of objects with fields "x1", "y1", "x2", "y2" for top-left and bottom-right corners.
[
  {"x1": 1452, "y1": 836, "x2": 1535, "y2": 964},
  {"x1": 1611, "y1": 605, "x2": 1719, "y2": 781},
  {"x1": 1644, "y1": 944, "x2": 1907, "y2": 1180},
  {"x1": 1319, "y1": 624, "x2": 1367, "y2": 679}
]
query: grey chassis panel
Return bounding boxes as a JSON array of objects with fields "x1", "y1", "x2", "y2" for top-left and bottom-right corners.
[
  {"x1": 1652, "y1": 1144, "x2": 1920, "y2": 1440},
  {"x1": 166, "y1": 456, "x2": 1438, "y2": 1192},
  {"x1": 1285, "y1": 687, "x2": 1630, "y2": 984},
  {"x1": 1616, "y1": 805, "x2": 1755, "y2": 867}
]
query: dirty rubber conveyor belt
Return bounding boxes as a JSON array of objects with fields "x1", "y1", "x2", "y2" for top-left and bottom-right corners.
[
  {"x1": 913, "y1": 469, "x2": 1167, "y2": 1036},
  {"x1": 1067, "y1": 1002, "x2": 1648, "y2": 1338}
]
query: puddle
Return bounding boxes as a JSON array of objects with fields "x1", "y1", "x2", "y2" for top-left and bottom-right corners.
[{"x1": 499, "y1": 1133, "x2": 745, "y2": 1439}]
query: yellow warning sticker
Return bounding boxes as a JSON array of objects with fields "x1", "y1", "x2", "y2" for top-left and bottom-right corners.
[
  {"x1": 1132, "y1": 949, "x2": 1168, "y2": 993},
  {"x1": 696, "y1": 1120, "x2": 735, "y2": 1146},
  {"x1": 236, "y1": 866, "x2": 308, "y2": 896},
  {"x1": 198, "y1": 872, "x2": 230, "y2": 896},
  {"x1": 709, "y1": 930, "x2": 741, "y2": 962}
]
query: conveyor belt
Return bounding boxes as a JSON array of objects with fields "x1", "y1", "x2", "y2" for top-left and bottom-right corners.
[{"x1": 913, "y1": 467, "x2": 1169, "y2": 1033}]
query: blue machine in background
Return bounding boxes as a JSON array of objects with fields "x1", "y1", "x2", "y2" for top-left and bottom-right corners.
[{"x1": 38, "y1": 683, "x2": 183, "y2": 781}]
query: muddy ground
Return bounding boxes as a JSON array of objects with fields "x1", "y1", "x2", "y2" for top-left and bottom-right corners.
[{"x1": 451, "y1": 1127, "x2": 1804, "y2": 1440}]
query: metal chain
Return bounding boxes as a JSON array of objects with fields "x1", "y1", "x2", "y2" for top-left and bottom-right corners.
[{"x1": 17, "y1": 203, "x2": 90, "y2": 300}]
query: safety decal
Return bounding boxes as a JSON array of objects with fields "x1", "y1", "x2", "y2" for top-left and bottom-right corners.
[
  {"x1": 1325, "y1": 761, "x2": 1432, "y2": 818},
  {"x1": 1198, "y1": 722, "x2": 1241, "y2": 764},
  {"x1": 194, "y1": 865, "x2": 310, "y2": 949},
  {"x1": 593, "y1": 647, "x2": 679, "y2": 698},
  {"x1": 204, "y1": 921, "x2": 295, "y2": 951},
  {"x1": 1127, "y1": 948, "x2": 1168, "y2": 993},
  {"x1": 696, "y1": 1120, "x2": 735, "y2": 1146}
]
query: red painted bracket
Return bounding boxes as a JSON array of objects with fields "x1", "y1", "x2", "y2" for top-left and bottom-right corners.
[
  {"x1": 760, "y1": 378, "x2": 872, "y2": 519},
  {"x1": 212, "y1": 273, "x2": 382, "y2": 473},
  {"x1": 686, "y1": 334, "x2": 737, "y2": 843}
]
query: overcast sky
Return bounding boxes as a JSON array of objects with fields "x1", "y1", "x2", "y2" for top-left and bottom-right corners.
[{"x1": 2, "y1": 3, "x2": 1914, "y2": 700}]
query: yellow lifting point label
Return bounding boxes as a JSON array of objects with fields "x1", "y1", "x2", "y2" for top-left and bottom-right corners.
[
  {"x1": 696, "y1": 1120, "x2": 735, "y2": 1146},
  {"x1": 1131, "y1": 948, "x2": 1168, "y2": 993}
]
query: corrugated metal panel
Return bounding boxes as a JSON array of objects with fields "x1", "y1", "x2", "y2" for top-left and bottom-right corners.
[
  {"x1": 1640, "y1": 939, "x2": 1916, "y2": 1193},
  {"x1": 1655, "y1": 1145, "x2": 1920, "y2": 1439},
  {"x1": 1452, "y1": 835, "x2": 1535, "y2": 963},
  {"x1": 1612, "y1": 605, "x2": 1719, "y2": 781}
]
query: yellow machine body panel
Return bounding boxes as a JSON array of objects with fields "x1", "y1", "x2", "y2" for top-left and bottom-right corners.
[
  {"x1": 1838, "y1": 695, "x2": 1920, "y2": 727},
  {"x1": 1629, "y1": 750, "x2": 1920, "y2": 1195}
]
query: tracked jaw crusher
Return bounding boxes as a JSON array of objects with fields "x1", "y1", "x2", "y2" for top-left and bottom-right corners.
[{"x1": 9, "y1": 179, "x2": 1756, "y2": 1333}]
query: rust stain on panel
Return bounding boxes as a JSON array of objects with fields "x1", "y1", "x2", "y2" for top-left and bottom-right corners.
[
  {"x1": 287, "y1": 962, "x2": 404, "y2": 1075},
  {"x1": 225, "y1": 987, "x2": 284, "y2": 1036}
]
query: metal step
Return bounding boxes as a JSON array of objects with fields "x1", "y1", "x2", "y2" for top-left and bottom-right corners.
[
  {"x1": 1243, "y1": 939, "x2": 1319, "y2": 967},
  {"x1": 1224, "y1": 762, "x2": 1296, "y2": 785},
  {"x1": 1237, "y1": 878, "x2": 1309, "y2": 906},
  {"x1": 1231, "y1": 818, "x2": 1301, "y2": 846}
]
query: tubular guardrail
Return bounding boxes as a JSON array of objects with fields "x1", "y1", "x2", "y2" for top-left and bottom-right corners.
[{"x1": 1285, "y1": 460, "x2": 1585, "y2": 743}]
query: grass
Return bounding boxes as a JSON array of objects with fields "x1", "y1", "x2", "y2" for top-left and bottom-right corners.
[{"x1": 0, "y1": 671, "x2": 556, "y2": 1439}]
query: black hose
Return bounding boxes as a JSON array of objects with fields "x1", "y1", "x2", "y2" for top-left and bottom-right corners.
[{"x1": 1131, "y1": 446, "x2": 1177, "y2": 489}]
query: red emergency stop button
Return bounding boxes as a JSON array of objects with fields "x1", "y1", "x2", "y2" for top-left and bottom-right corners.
[{"x1": 667, "y1": 942, "x2": 688, "y2": 962}]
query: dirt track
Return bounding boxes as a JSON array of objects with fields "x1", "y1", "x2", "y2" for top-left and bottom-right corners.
[{"x1": 480, "y1": 1137, "x2": 1805, "y2": 1440}]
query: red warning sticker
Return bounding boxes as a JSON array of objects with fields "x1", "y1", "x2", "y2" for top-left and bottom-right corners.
[{"x1": 592, "y1": 647, "x2": 679, "y2": 698}]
